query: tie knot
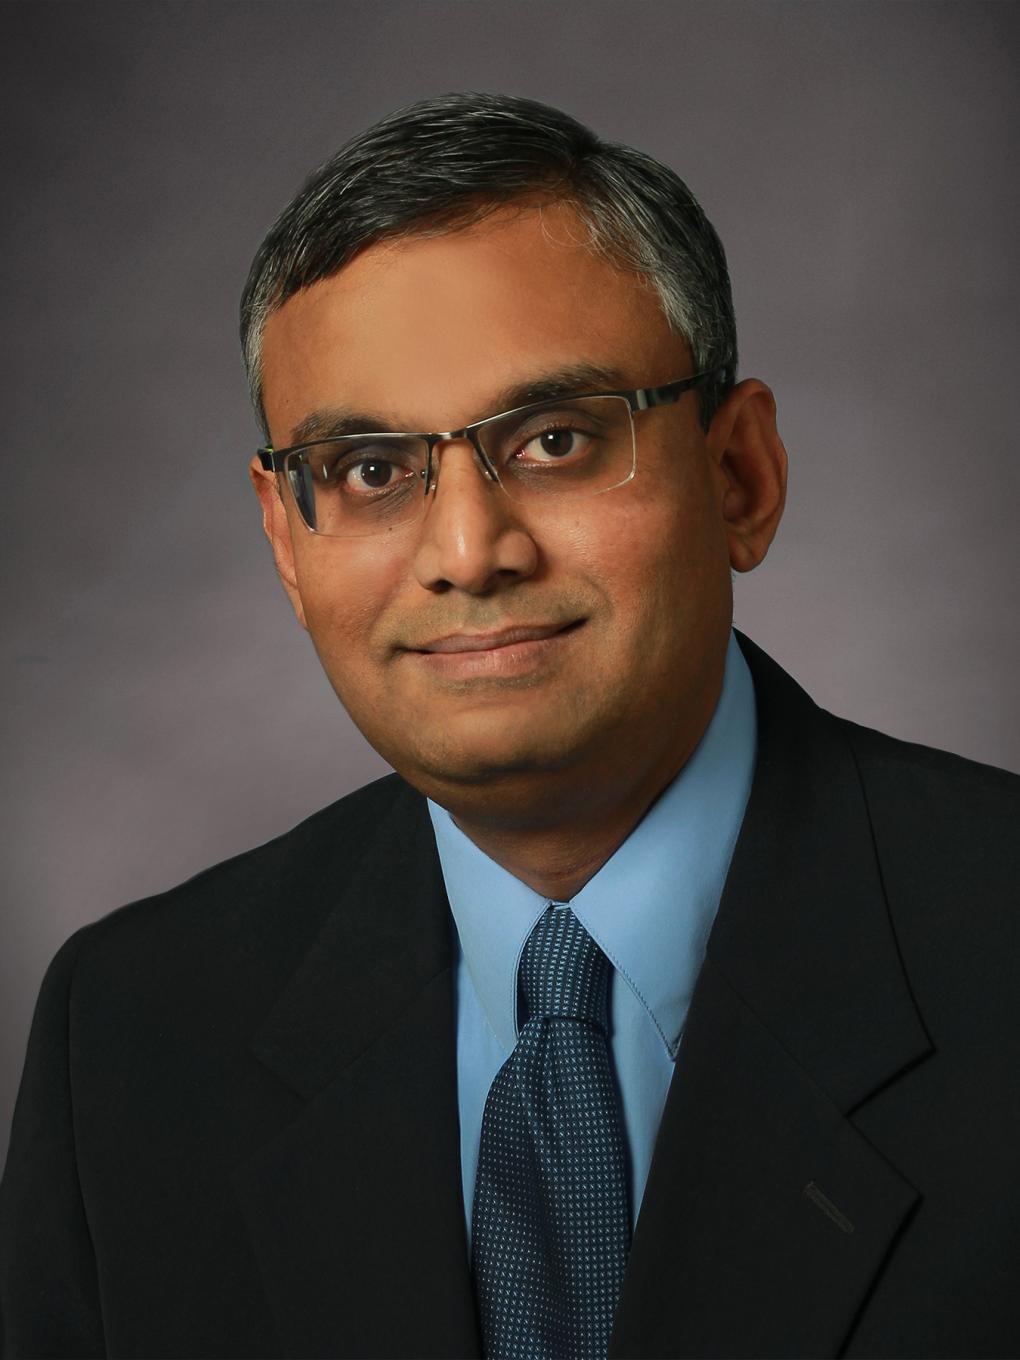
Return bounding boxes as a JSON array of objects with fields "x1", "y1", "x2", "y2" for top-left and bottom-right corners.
[{"x1": 518, "y1": 907, "x2": 610, "y2": 1030}]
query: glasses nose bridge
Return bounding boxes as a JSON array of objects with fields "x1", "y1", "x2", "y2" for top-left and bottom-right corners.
[{"x1": 424, "y1": 423, "x2": 500, "y2": 494}]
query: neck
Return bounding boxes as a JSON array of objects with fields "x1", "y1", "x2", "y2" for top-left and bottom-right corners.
[
  {"x1": 449, "y1": 788, "x2": 664, "y2": 902},
  {"x1": 445, "y1": 705, "x2": 718, "y2": 901}
]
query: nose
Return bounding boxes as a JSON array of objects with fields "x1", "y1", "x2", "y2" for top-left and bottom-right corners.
[{"x1": 411, "y1": 440, "x2": 539, "y2": 594}]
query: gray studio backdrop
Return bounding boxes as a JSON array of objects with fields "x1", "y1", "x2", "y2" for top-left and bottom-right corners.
[{"x1": 2, "y1": 0, "x2": 1017, "y2": 1162}]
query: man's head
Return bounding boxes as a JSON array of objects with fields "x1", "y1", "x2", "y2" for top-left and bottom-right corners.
[
  {"x1": 241, "y1": 92, "x2": 737, "y2": 436},
  {"x1": 243, "y1": 93, "x2": 786, "y2": 834}
]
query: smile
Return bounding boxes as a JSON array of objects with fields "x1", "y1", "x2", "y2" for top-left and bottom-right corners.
[{"x1": 407, "y1": 621, "x2": 584, "y2": 680}]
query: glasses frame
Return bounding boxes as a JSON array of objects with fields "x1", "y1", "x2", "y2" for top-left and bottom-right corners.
[{"x1": 256, "y1": 367, "x2": 725, "y2": 534}]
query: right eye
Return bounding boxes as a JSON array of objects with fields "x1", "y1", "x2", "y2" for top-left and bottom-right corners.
[
  {"x1": 341, "y1": 458, "x2": 406, "y2": 492},
  {"x1": 318, "y1": 448, "x2": 419, "y2": 495}
]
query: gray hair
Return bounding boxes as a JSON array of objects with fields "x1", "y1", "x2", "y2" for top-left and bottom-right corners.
[{"x1": 240, "y1": 92, "x2": 737, "y2": 437}]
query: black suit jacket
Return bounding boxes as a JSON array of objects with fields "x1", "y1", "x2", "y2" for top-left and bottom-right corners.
[{"x1": 2, "y1": 634, "x2": 1019, "y2": 1359}]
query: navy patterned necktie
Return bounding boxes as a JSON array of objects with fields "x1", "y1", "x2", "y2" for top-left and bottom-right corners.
[{"x1": 471, "y1": 905, "x2": 632, "y2": 1359}]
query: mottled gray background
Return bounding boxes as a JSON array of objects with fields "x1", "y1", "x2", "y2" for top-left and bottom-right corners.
[{"x1": 1, "y1": 0, "x2": 1017, "y2": 1163}]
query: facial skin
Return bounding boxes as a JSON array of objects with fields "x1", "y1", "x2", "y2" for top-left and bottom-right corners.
[{"x1": 252, "y1": 199, "x2": 787, "y2": 898}]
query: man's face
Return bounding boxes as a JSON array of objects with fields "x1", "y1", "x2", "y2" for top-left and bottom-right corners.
[{"x1": 255, "y1": 201, "x2": 767, "y2": 824}]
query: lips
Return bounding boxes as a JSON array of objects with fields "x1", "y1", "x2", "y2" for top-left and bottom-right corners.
[{"x1": 412, "y1": 621, "x2": 580, "y2": 653}]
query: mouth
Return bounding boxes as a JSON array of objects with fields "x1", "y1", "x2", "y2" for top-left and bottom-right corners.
[
  {"x1": 412, "y1": 621, "x2": 583, "y2": 654},
  {"x1": 403, "y1": 619, "x2": 585, "y2": 680}
]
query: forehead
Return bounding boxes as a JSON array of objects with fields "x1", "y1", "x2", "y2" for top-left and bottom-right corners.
[{"x1": 259, "y1": 200, "x2": 686, "y2": 442}]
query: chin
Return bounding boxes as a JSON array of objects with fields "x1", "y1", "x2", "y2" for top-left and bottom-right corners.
[
  {"x1": 403, "y1": 716, "x2": 588, "y2": 794},
  {"x1": 415, "y1": 740, "x2": 562, "y2": 789}
]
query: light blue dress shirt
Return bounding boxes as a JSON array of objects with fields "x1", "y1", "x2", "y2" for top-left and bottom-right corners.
[{"x1": 427, "y1": 629, "x2": 757, "y2": 1245}]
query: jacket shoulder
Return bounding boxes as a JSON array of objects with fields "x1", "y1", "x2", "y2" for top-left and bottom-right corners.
[
  {"x1": 58, "y1": 771, "x2": 421, "y2": 999},
  {"x1": 836, "y1": 712, "x2": 1020, "y2": 842},
  {"x1": 833, "y1": 713, "x2": 1020, "y2": 1036}
]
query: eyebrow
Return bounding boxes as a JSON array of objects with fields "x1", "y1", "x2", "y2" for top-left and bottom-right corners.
[{"x1": 286, "y1": 362, "x2": 631, "y2": 446}]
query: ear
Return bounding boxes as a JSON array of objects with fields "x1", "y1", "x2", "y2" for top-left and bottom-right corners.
[
  {"x1": 248, "y1": 456, "x2": 308, "y2": 629},
  {"x1": 706, "y1": 379, "x2": 788, "y2": 573}
]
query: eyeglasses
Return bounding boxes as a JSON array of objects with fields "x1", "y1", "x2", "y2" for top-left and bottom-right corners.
[{"x1": 256, "y1": 368, "x2": 723, "y2": 538}]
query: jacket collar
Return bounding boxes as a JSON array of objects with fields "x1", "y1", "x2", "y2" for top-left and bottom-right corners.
[
  {"x1": 247, "y1": 780, "x2": 452, "y2": 1100},
  {"x1": 610, "y1": 632, "x2": 932, "y2": 1358},
  {"x1": 232, "y1": 781, "x2": 480, "y2": 1358},
  {"x1": 710, "y1": 632, "x2": 930, "y2": 1112}
]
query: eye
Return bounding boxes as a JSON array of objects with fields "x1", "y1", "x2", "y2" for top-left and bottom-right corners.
[
  {"x1": 319, "y1": 447, "x2": 421, "y2": 495},
  {"x1": 343, "y1": 458, "x2": 404, "y2": 491},
  {"x1": 516, "y1": 425, "x2": 594, "y2": 463}
]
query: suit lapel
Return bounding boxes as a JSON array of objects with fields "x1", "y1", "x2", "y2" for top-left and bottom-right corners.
[
  {"x1": 611, "y1": 636, "x2": 933, "y2": 1359},
  {"x1": 231, "y1": 785, "x2": 480, "y2": 1359}
]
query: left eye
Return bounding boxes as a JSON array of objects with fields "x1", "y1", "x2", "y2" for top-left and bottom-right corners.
[{"x1": 518, "y1": 427, "x2": 592, "y2": 462}]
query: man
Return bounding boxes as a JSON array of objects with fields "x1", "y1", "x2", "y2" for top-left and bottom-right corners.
[{"x1": 1, "y1": 91, "x2": 1017, "y2": 1360}]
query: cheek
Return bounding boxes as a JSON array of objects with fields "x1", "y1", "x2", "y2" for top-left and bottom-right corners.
[
  {"x1": 648, "y1": 455, "x2": 729, "y2": 578},
  {"x1": 294, "y1": 541, "x2": 408, "y2": 678},
  {"x1": 587, "y1": 473, "x2": 724, "y2": 602},
  {"x1": 594, "y1": 483, "x2": 729, "y2": 658}
]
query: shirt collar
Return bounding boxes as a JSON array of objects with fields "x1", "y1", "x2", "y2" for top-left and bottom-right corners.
[{"x1": 428, "y1": 629, "x2": 757, "y2": 1057}]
